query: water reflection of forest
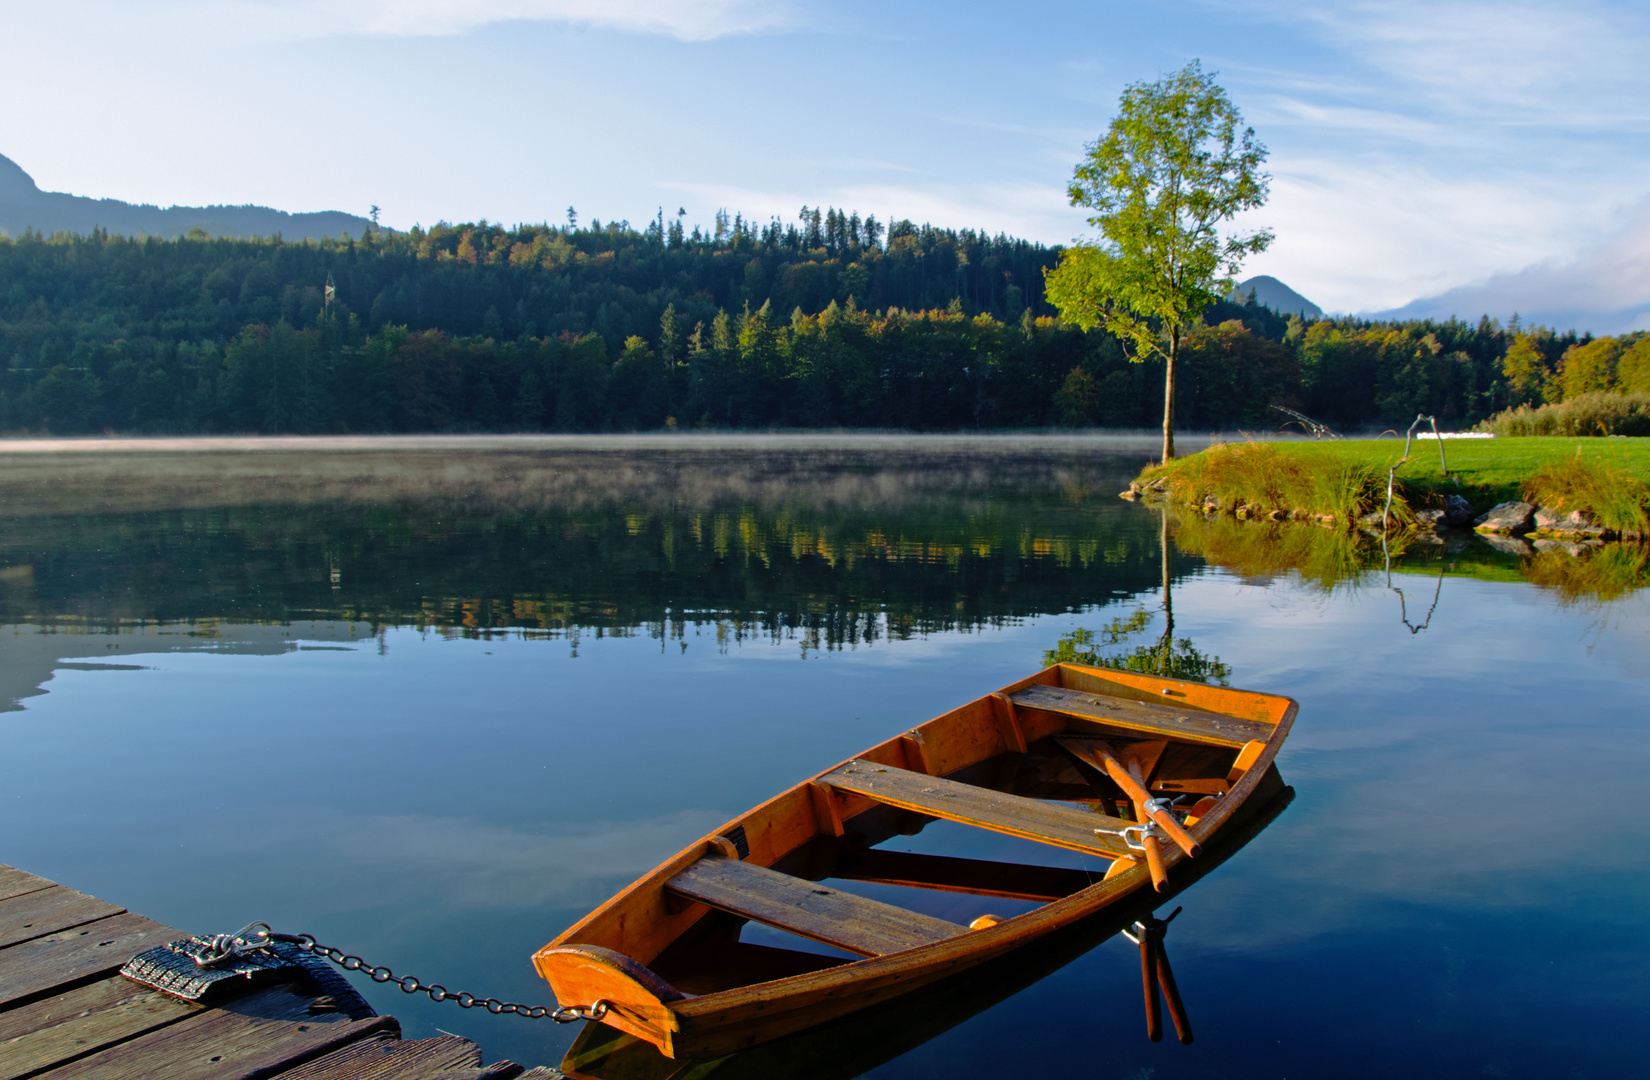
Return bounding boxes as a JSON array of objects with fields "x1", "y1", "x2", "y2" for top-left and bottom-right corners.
[{"x1": 0, "y1": 444, "x2": 1205, "y2": 644}]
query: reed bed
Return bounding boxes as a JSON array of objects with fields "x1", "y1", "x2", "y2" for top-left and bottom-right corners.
[{"x1": 1481, "y1": 392, "x2": 1650, "y2": 437}]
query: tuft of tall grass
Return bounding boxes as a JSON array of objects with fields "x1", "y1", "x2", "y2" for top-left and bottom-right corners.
[
  {"x1": 1144, "y1": 440, "x2": 1399, "y2": 523},
  {"x1": 1481, "y1": 392, "x2": 1650, "y2": 437},
  {"x1": 1521, "y1": 450, "x2": 1650, "y2": 533}
]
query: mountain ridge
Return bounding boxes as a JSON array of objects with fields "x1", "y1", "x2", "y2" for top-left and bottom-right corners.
[
  {"x1": 0, "y1": 152, "x2": 372, "y2": 242},
  {"x1": 1232, "y1": 274, "x2": 1322, "y2": 320}
]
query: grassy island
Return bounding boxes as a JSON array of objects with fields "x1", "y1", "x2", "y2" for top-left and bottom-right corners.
[{"x1": 1131, "y1": 436, "x2": 1650, "y2": 536}]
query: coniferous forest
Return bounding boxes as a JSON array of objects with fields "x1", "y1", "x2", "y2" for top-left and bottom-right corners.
[{"x1": 0, "y1": 208, "x2": 1628, "y2": 435}]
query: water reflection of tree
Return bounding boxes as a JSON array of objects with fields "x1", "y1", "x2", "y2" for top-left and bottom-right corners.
[{"x1": 1046, "y1": 510, "x2": 1232, "y2": 685}]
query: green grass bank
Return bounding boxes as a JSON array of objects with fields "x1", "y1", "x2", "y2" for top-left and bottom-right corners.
[{"x1": 1132, "y1": 437, "x2": 1650, "y2": 534}]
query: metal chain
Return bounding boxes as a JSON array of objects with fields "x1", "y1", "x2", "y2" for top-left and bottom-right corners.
[{"x1": 198, "y1": 923, "x2": 609, "y2": 1023}]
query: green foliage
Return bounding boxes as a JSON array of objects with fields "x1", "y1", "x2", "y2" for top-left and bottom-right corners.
[
  {"x1": 1297, "y1": 320, "x2": 1508, "y2": 428},
  {"x1": 1180, "y1": 319, "x2": 1299, "y2": 427},
  {"x1": 1047, "y1": 61, "x2": 1271, "y2": 358},
  {"x1": 1043, "y1": 608, "x2": 1232, "y2": 685},
  {"x1": 1046, "y1": 59, "x2": 1270, "y2": 459},
  {"x1": 1481, "y1": 392, "x2": 1650, "y2": 437},
  {"x1": 1053, "y1": 366, "x2": 1099, "y2": 426},
  {"x1": 0, "y1": 217, "x2": 1618, "y2": 436}
]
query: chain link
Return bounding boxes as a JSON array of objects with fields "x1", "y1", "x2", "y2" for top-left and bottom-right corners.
[{"x1": 198, "y1": 924, "x2": 609, "y2": 1023}]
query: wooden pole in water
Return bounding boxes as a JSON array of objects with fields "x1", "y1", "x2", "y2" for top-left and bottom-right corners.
[
  {"x1": 1137, "y1": 925, "x2": 1162, "y2": 1042},
  {"x1": 1155, "y1": 938, "x2": 1194, "y2": 1044}
]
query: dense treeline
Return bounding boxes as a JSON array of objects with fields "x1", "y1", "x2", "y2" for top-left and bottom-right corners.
[{"x1": 0, "y1": 215, "x2": 1616, "y2": 434}]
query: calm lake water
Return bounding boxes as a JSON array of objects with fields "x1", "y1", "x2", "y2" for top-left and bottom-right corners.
[{"x1": 2, "y1": 436, "x2": 1646, "y2": 1078}]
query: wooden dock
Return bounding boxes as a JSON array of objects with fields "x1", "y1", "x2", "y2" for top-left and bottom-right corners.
[{"x1": 0, "y1": 863, "x2": 563, "y2": 1080}]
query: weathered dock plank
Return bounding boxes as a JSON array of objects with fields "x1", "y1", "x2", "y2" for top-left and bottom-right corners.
[
  {"x1": 0, "y1": 870, "x2": 54, "y2": 906},
  {"x1": 0, "y1": 975, "x2": 197, "y2": 1080},
  {"x1": 0, "y1": 863, "x2": 563, "y2": 1080},
  {"x1": 275, "y1": 1033, "x2": 507, "y2": 1079},
  {"x1": 0, "y1": 914, "x2": 183, "y2": 1010},
  {"x1": 39, "y1": 984, "x2": 397, "y2": 1080},
  {"x1": 0, "y1": 888, "x2": 125, "y2": 951}
]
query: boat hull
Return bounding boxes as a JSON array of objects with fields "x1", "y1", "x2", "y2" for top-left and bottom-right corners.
[{"x1": 536, "y1": 663, "x2": 1298, "y2": 1058}]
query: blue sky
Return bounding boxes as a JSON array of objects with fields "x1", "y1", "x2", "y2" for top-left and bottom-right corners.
[{"x1": 2, "y1": 0, "x2": 1646, "y2": 331}]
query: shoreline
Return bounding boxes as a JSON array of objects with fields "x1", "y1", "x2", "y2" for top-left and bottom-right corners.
[
  {"x1": 1128, "y1": 437, "x2": 1650, "y2": 546},
  {"x1": 0, "y1": 431, "x2": 1189, "y2": 455}
]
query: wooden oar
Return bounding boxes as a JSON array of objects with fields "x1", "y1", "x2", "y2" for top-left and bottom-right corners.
[
  {"x1": 1062, "y1": 739, "x2": 1201, "y2": 858},
  {"x1": 1140, "y1": 831, "x2": 1169, "y2": 893}
]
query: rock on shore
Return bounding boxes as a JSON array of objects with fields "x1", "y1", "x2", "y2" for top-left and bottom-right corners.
[{"x1": 1473, "y1": 501, "x2": 1535, "y2": 535}]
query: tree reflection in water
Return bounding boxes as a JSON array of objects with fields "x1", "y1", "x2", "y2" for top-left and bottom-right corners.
[{"x1": 1046, "y1": 510, "x2": 1233, "y2": 685}]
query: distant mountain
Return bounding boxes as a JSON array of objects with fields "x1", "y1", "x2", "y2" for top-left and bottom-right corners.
[
  {"x1": 1231, "y1": 275, "x2": 1322, "y2": 320},
  {"x1": 0, "y1": 153, "x2": 371, "y2": 241},
  {"x1": 1368, "y1": 211, "x2": 1650, "y2": 336}
]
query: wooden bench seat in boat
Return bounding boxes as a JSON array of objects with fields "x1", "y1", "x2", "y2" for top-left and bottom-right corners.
[
  {"x1": 817, "y1": 760, "x2": 1136, "y2": 860},
  {"x1": 1008, "y1": 684, "x2": 1272, "y2": 748},
  {"x1": 666, "y1": 855, "x2": 965, "y2": 957}
]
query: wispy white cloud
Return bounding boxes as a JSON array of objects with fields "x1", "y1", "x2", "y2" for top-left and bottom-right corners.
[
  {"x1": 1220, "y1": 0, "x2": 1650, "y2": 318},
  {"x1": 1239, "y1": 155, "x2": 1591, "y2": 314},
  {"x1": 1288, "y1": 0, "x2": 1650, "y2": 129},
  {"x1": 85, "y1": 0, "x2": 799, "y2": 43},
  {"x1": 1374, "y1": 200, "x2": 1650, "y2": 333}
]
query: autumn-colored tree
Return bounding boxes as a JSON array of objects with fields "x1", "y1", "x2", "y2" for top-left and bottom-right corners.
[
  {"x1": 1501, "y1": 331, "x2": 1552, "y2": 406},
  {"x1": 1561, "y1": 337, "x2": 1624, "y2": 399}
]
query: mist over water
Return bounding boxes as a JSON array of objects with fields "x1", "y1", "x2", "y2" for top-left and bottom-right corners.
[{"x1": 1, "y1": 437, "x2": 1645, "y2": 1077}]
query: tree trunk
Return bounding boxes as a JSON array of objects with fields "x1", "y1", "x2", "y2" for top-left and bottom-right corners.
[{"x1": 1162, "y1": 326, "x2": 1178, "y2": 461}]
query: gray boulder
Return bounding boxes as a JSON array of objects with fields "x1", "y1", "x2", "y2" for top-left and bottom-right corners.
[
  {"x1": 1474, "y1": 501, "x2": 1535, "y2": 534},
  {"x1": 1445, "y1": 494, "x2": 1476, "y2": 527},
  {"x1": 1413, "y1": 509, "x2": 1447, "y2": 533},
  {"x1": 1532, "y1": 506, "x2": 1606, "y2": 537}
]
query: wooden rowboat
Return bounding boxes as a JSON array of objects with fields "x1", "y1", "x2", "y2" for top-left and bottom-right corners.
[{"x1": 533, "y1": 662, "x2": 1297, "y2": 1058}]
